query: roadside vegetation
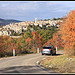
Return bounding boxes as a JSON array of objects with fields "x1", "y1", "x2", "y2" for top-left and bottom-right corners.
[{"x1": 40, "y1": 55, "x2": 75, "y2": 73}]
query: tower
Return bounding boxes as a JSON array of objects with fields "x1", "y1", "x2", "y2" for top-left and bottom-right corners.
[{"x1": 35, "y1": 18, "x2": 37, "y2": 23}]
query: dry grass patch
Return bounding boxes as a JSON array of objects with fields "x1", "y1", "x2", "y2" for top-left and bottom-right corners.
[{"x1": 40, "y1": 54, "x2": 75, "y2": 73}]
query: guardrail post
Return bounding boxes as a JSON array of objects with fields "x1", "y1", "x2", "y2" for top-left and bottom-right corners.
[
  {"x1": 13, "y1": 48, "x2": 15, "y2": 56},
  {"x1": 56, "y1": 46, "x2": 57, "y2": 51},
  {"x1": 37, "y1": 47, "x2": 39, "y2": 53}
]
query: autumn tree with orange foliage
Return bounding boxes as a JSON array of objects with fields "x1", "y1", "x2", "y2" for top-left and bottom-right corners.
[
  {"x1": 32, "y1": 31, "x2": 38, "y2": 51},
  {"x1": 26, "y1": 37, "x2": 32, "y2": 52},
  {"x1": 52, "y1": 31, "x2": 64, "y2": 49},
  {"x1": 38, "y1": 34, "x2": 44, "y2": 48},
  {"x1": 30, "y1": 31, "x2": 44, "y2": 52},
  {"x1": 43, "y1": 39, "x2": 53, "y2": 47},
  {"x1": 26, "y1": 37, "x2": 32, "y2": 45},
  {"x1": 0, "y1": 35, "x2": 19, "y2": 57},
  {"x1": 0, "y1": 35, "x2": 13, "y2": 57},
  {"x1": 59, "y1": 10, "x2": 75, "y2": 56}
]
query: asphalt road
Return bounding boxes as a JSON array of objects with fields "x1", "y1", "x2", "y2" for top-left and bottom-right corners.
[{"x1": 0, "y1": 50, "x2": 63, "y2": 74}]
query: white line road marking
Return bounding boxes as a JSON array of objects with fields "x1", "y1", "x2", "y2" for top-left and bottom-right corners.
[
  {"x1": 36, "y1": 61, "x2": 40, "y2": 64},
  {"x1": 39, "y1": 66, "x2": 45, "y2": 69},
  {"x1": 36, "y1": 61, "x2": 45, "y2": 69}
]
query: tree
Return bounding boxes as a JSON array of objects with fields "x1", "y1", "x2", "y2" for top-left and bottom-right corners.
[
  {"x1": 26, "y1": 37, "x2": 32, "y2": 52},
  {"x1": 52, "y1": 18, "x2": 56, "y2": 20},
  {"x1": 26, "y1": 37, "x2": 32, "y2": 45},
  {"x1": 32, "y1": 31, "x2": 38, "y2": 50},
  {"x1": 59, "y1": 10, "x2": 75, "y2": 56}
]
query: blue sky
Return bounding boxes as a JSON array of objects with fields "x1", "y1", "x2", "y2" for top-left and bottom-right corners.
[{"x1": 0, "y1": 1, "x2": 75, "y2": 21}]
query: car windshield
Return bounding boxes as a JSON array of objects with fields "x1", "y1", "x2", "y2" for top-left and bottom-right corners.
[{"x1": 43, "y1": 47, "x2": 51, "y2": 49}]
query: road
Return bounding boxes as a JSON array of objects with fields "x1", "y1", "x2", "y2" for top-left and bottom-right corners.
[{"x1": 0, "y1": 50, "x2": 63, "y2": 74}]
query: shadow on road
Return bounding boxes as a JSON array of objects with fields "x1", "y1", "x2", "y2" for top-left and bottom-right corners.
[
  {"x1": 44, "y1": 54, "x2": 63, "y2": 56},
  {"x1": 0, "y1": 65, "x2": 56, "y2": 73},
  {"x1": 53, "y1": 54, "x2": 63, "y2": 56}
]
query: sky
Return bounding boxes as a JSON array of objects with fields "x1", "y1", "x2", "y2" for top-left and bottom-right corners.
[{"x1": 0, "y1": 1, "x2": 75, "y2": 21}]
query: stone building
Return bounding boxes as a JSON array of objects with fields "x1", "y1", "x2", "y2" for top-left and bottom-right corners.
[
  {"x1": 0, "y1": 31, "x2": 3, "y2": 36},
  {"x1": 35, "y1": 18, "x2": 37, "y2": 23}
]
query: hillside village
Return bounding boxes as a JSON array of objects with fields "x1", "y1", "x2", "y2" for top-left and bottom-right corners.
[{"x1": 0, "y1": 18, "x2": 63, "y2": 36}]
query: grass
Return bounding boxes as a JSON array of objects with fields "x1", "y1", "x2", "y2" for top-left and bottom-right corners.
[
  {"x1": 0, "y1": 52, "x2": 36, "y2": 59},
  {"x1": 57, "y1": 48, "x2": 64, "y2": 50},
  {"x1": 40, "y1": 54, "x2": 75, "y2": 73}
]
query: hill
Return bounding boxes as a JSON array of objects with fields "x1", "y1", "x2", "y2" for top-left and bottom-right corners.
[{"x1": 0, "y1": 18, "x2": 22, "y2": 27}]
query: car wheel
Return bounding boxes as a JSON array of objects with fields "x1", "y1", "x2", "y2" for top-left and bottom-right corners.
[
  {"x1": 51, "y1": 53, "x2": 54, "y2": 56},
  {"x1": 54, "y1": 52, "x2": 56, "y2": 55},
  {"x1": 42, "y1": 53, "x2": 44, "y2": 55},
  {"x1": 54, "y1": 51, "x2": 56, "y2": 55},
  {"x1": 51, "y1": 51, "x2": 53, "y2": 56}
]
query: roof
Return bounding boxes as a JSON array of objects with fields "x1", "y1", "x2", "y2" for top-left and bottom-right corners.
[{"x1": 44, "y1": 45, "x2": 53, "y2": 48}]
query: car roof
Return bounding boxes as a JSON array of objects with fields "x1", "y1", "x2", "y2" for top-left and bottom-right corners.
[{"x1": 43, "y1": 45, "x2": 53, "y2": 48}]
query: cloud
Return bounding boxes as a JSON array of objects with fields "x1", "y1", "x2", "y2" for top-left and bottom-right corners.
[
  {"x1": 0, "y1": 1, "x2": 75, "y2": 21},
  {"x1": 45, "y1": 1, "x2": 75, "y2": 12}
]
